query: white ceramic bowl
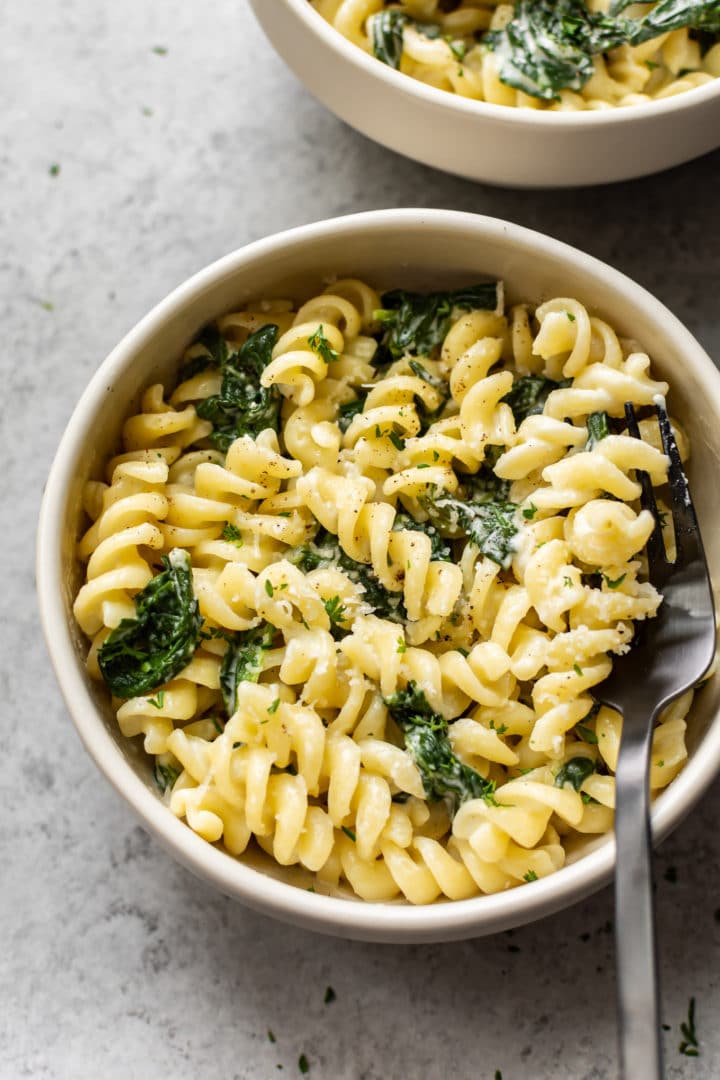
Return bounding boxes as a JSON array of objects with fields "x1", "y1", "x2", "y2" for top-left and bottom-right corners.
[
  {"x1": 249, "y1": 0, "x2": 720, "y2": 188},
  {"x1": 37, "y1": 209, "x2": 720, "y2": 942}
]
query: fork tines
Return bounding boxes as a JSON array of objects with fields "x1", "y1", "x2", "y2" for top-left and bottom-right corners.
[{"x1": 624, "y1": 402, "x2": 667, "y2": 570}]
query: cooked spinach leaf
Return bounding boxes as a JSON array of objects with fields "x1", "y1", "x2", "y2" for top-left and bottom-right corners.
[
  {"x1": 374, "y1": 283, "x2": 500, "y2": 363},
  {"x1": 586, "y1": 410, "x2": 610, "y2": 449},
  {"x1": 338, "y1": 393, "x2": 367, "y2": 433},
  {"x1": 461, "y1": 466, "x2": 512, "y2": 504},
  {"x1": 98, "y1": 548, "x2": 202, "y2": 698},
  {"x1": 392, "y1": 511, "x2": 452, "y2": 561},
  {"x1": 502, "y1": 373, "x2": 564, "y2": 423},
  {"x1": 154, "y1": 761, "x2": 180, "y2": 793},
  {"x1": 178, "y1": 324, "x2": 229, "y2": 382},
  {"x1": 613, "y1": 0, "x2": 720, "y2": 41},
  {"x1": 288, "y1": 529, "x2": 406, "y2": 623},
  {"x1": 408, "y1": 359, "x2": 450, "y2": 429},
  {"x1": 385, "y1": 682, "x2": 496, "y2": 813},
  {"x1": 555, "y1": 756, "x2": 596, "y2": 791},
  {"x1": 421, "y1": 485, "x2": 519, "y2": 568},
  {"x1": 488, "y1": 0, "x2": 720, "y2": 101},
  {"x1": 486, "y1": 0, "x2": 627, "y2": 100},
  {"x1": 371, "y1": 9, "x2": 408, "y2": 68},
  {"x1": 196, "y1": 324, "x2": 280, "y2": 450},
  {"x1": 219, "y1": 621, "x2": 275, "y2": 715}
]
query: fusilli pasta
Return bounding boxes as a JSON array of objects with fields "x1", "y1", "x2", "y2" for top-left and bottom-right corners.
[
  {"x1": 73, "y1": 275, "x2": 704, "y2": 903},
  {"x1": 310, "y1": 1, "x2": 720, "y2": 111}
]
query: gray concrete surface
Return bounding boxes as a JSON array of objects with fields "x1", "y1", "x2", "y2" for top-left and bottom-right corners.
[{"x1": 3, "y1": 1, "x2": 719, "y2": 1077}]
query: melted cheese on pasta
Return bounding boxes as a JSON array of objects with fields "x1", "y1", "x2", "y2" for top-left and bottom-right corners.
[
  {"x1": 74, "y1": 279, "x2": 698, "y2": 904},
  {"x1": 311, "y1": 1, "x2": 720, "y2": 111}
]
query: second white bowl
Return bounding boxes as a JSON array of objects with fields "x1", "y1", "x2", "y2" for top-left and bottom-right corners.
[{"x1": 250, "y1": 0, "x2": 720, "y2": 188}]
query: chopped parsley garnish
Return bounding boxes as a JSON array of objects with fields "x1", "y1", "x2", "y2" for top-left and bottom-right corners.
[
  {"x1": 385, "y1": 683, "x2": 498, "y2": 815},
  {"x1": 574, "y1": 663, "x2": 584, "y2": 676},
  {"x1": 341, "y1": 826, "x2": 356, "y2": 842},
  {"x1": 323, "y1": 595, "x2": 349, "y2": 638},
  {"x1": 307, "y1": 324, "x2": 340, "y2": 364},
  {"x1": 523, "y1": 870, "x2": 538, "y2": 883},
  {"x1": 147, "y1": 690, "x2": 165, "y2": 709},
  {"x1": 324, "y1": 986, "x2": 336, "y2": 1004},
  {"x1": 151, "y1": 45, "x2": 168, "y2": 55},
  {"x1": 603, "y1": 572, "x2": 626, "y2": 589},
  {"x1": 98, "y1": 549, "x2": 202, "y2": 698},
  {"x1": 523, "y1": 503, "x2": 538, "y2": 520},
  {"x1": 49, "y1": 163, "x2": 60, "y2": 177},
  {"x1": 298, "y1": 1053, "x2": 310, "y2": 1074},
  {"x1": 267, "y1": 1030, "x2": 276, "y2": 1043},
  {"x1": 222, "y1": 522, "x2": 244, "y2": 546},
  {"x1": 265, "y1": 579, "x2": 274, "y2": 598},
  {"x1": 267, "y1": 698, "x2": 281, "y2": 715}
]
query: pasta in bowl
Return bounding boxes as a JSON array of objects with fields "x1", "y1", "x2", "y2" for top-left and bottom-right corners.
[
  {"x1": 312, "y1": 1, "x2": 720, "y2": 111},
  {"x1": 38, "y1": 210, "x2": 720, "y2": 941},
  {"x1": 249, "y1": 0, "x2": 720, "y2": 185}
]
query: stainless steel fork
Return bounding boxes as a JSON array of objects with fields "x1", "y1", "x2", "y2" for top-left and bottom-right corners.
[{"x1": 596, "y1": 402, "x2": 716, "y2": 1080}]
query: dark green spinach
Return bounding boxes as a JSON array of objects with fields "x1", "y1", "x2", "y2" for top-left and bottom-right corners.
[
  {"x1": 488, "y1": 0, "x2": 720, "y2": 101},
  {"x1": 374, "y1": 283, "x2": 500, "y2": 364},
  {"x1": 502, "y1": 374, "x2": 564, "y2": 424},
  {"x1": 555, "y1": 756, "x2": 596, "y2": 791},
  {"x1": 421, "y1": 484, "x2": 519, "y2": 568},
  {"x1": 371, "y1": 9, "x2": 408, "y2": 68},
  {"x1": 219, "y1": 621, "x2": 276, "y2": 715},
  {"x1": 196, "y1": 324, "x2": 280, "y2": 450},
  {"x1": 385, "y1": 682, "x2": 497, "y2": 814},
  {"x1": 98, "y1": 549, "x2": 202, "y2": 698},
  {"x1": 392, "y1": 511, "x2": 452, "y2": 562},
  {"x1": 288, "y1": 529, "x2": 406, "y2": 623}
]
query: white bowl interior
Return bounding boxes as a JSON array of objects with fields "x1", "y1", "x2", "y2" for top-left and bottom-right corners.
[{"x1": 38, "y1": 209, "x2": 720, "y2": 941}]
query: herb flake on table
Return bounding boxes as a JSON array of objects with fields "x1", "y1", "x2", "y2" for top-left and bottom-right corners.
[{"x1": 678, "y1": 995, "x2": 700, "y2": 1056}]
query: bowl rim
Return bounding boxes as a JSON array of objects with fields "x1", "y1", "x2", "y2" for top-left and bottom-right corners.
[
  {"x1": 36, "y1": 208, "x2": 720, "y2": 941},
  {"x1": 270, "y1": 0, "x2": 720, "y2": 128}
]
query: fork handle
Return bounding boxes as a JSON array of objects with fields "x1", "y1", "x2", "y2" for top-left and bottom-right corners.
[{"x1": 614, "y1": 722, "x2": 663, "y2": 1080}]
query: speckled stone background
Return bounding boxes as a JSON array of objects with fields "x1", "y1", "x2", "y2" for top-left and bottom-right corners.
[{"x1": 4, "y1": 2, "x2": 720, "y2": 1077}]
